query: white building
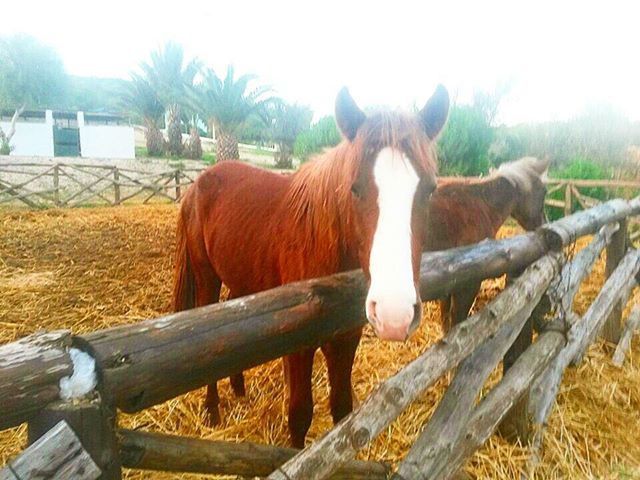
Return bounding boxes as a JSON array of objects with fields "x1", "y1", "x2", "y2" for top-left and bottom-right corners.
[{"x1": 0, "y1": 110, "x2": 135, "y2": 159}]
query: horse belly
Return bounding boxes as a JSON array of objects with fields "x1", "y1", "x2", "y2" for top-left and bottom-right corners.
[{"x1": 202, "y1": 197, "x2": 282, "y2": 296}]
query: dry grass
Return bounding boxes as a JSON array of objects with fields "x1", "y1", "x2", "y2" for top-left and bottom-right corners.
[{"x1": 0, "y1": 205, "x2": 639, "y2": 479}]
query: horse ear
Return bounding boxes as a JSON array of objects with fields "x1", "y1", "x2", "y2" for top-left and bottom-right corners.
[
  {"x1": 419, "y1": 84, "x2": 450, "y2": 140},
  {"x1": 335, "y1": 87, "x2": 366, "y2": 141},
  {"x1": 531, "y1": 157, "x2": 551, "y2": 175},
  {"x1": 539, "y1": 157, "x2": 551, "y2": 174}
]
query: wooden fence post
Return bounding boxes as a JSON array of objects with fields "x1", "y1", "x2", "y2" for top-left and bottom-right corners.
[
  {"x1": 1, "y1": 420, "x2": 101, "y2": 480},
  {"x1": 498, "y1": 270, "x2": 550, "y2": 443},
  {"x1": 113, "y1": 167, "x2": 120, "y2": 205},
  {"x1": 27, "y1": 395, "x2": 121, "y2": 479},
  {"x1": 564, "y1": 182, "x2": 572, "y2": 216},
  {"x1": 53, "y1": 164, "x2": 60, "y2": 207},
  {"x1": 602, "y1": 217, "x2": 628, "y2": 343},
  {"x1": 174, "y1": 170, "x2": 182, "y2": 201}
]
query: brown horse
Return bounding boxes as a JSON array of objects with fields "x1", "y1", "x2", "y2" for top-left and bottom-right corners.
[
  {"x1": 425, "y1": 156, "x2": 550, "y2": 331},
  {"x1": 173, "y1": 86, "x2": 450, "y2": 447}
]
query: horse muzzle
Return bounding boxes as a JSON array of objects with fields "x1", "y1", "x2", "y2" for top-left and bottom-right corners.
[{"x1": 366, "y1": 298, "x2": 422, "y2": 342}]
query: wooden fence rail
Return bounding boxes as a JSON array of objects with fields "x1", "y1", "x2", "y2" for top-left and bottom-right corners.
[
  {"x1": 0, "y1": 162, "x2": 204, "y2": 207},
  {"x1": 1, "y1": 197, "x2": 640, "y2": 479},
  {"x1": 2, "y1": 161, "x2": 640, "y2": 214},
  {"x1": 544, "y1": 178, "x2": 640, "y2": 216}
]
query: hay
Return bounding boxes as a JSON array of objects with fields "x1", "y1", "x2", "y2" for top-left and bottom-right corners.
[{"x1": 0, "y1": 205, "x2": 639, "y2": 479}]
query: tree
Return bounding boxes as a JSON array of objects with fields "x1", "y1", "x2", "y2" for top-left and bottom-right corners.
[
  {"x1": 192, "y1": 65, "x2": 274, "y2": 161},
  {"x1": 140, "y1": 42, "x2": 200, "y2": 156},
  {"x1": 121, "y1": 74, "x2": 165, "y2": 156},
  {"x1": 0, "y1": 34, "x2": 68, "y2": 153},
  {"x1": 269, "y1": 102, "x2": 312, "y2": 168},
  {"x1": 293, "y1": 116, "x2": 341, "y2": 162},
  {"x1": 437, "y1": 87, "x2": 510, "y2": 175},
  {"x1": 183, "y1": 115, "x2": 203, "y2": 160},
  {"x1": 437, "y1": 104, "x2": 494, "y2": 175},
  {"x1": 67, "y1": 76, "x2": 128, "y2": 113},
  {"x1": 238, "y1": 113, "x2": 272, "y2": 145}
]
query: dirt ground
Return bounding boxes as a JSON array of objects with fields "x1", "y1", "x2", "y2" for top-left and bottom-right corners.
[{"x1": 0, "y1": 205, "x2": 639, "y2": 479}]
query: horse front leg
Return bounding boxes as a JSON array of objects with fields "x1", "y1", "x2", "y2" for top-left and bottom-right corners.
[
  {"x1": 230, "y1": 373, "x2": 246, "y2": 397},
  {"x1": 321, "y1": 328, "x2": 362, "y2": 424},
  {"x1": 450, "y1": 282, "x2": 481, "y2": 329},
  {"x1": 284, "y1": 348, "x2": 316, "y2": 448},
  {"x1": 439, "y1": 296, "x2": 453, "y2": 333}
]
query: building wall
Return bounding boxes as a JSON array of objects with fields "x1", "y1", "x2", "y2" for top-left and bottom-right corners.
[
  {"x1": 1, "y1": 111, "x2": 135, "y2": 159},
  {"x1": 0, "y1": 111, "x2": 54, "y2": 156},
  {"x1": 79, "y1": 125, "x2": 136, "y2": 159}
]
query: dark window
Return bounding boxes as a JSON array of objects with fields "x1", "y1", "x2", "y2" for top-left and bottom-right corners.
[{"x1": 84, "y1": 114, "x2": 128, "y2": 126}]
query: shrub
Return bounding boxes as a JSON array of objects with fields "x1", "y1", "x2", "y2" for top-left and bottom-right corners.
[
  {"x1": 293, "y1": 116, "x2": 341, "y2": 162},
  {"x1": 437, "y1": 105, "x2": 493, "y2": 176},
  {"x1": 546, "y1": 157, "x2": 611, "y2": 220},
  {"x1": 0, "y1": 134, "x2": 12, "y2": 155}
]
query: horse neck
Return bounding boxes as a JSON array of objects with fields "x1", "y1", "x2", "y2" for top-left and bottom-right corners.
[
  {"x1": 476, "y1": 175, "x2": 520, "y2": 235},
  {"x1": 282, "y1": 145, "x2": 357, "y2": 275}
]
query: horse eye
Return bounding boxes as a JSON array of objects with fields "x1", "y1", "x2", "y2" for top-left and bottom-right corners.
[{"x1": 351, "y1": 184, "x2": 362, "y2": 198}]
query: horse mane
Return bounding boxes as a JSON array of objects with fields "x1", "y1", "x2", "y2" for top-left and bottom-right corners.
[
  {"x1": 286, "y1": 142, "x2": 355, "y2": 258},
  {"x1": 285, "y1": 111, "x2": 438, "y2": 261},
  {"x1": 495, "y1": 156, "x2": 548, "y2": 193}
]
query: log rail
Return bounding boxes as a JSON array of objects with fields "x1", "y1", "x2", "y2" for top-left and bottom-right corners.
[
  {"x1": 1, "y1": 197, "x2": 639, "y2": 479},
  {"x1": 3, "y1": 161, "x2": 640, "y2": 212},
  {"x1": 0, "y1": 161, "x2": 204, "y2": 207}
]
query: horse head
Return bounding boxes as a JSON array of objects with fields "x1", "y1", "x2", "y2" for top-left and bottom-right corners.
[
  {"x1": 497, "y1": 156, "x2": 550, "y2": 231},
  {"x1": 335, "y1": 86, "x2": 449, "y2": 341}
]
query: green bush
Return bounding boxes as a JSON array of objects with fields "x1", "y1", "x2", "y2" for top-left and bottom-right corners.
[
  {"x1": 293, "y1": 116, "x2": 341, "y2": 162},
  {"x1": 437, "y1": 105, "x2": 493, "y2": 176},
  {"x1": 546, "y1": 157, "x2": 610, "y2": 220},
  {"x1": 0, "y1": 136, "x2": 11, "y2": 155}
]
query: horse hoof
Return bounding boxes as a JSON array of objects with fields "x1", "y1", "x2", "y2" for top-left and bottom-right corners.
[{"x1": 291, "y1": 438, "x2": 305, "y2": 449}]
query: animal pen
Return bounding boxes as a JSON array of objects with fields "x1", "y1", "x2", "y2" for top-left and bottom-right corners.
[{"x1": 0, "y1": 196, "x2": 639, "y2": 479}]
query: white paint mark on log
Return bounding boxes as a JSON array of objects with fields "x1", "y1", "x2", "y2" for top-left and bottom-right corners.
[{"x1": 59, "y1": 348, "x2": 97, "y2": 400}]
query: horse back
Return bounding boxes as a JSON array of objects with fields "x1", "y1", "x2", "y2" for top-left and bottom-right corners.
[
  {"x1": 181, "y1": 161, "x2": 291, "y2": 293},
  {"x1": 425, "y1": 180, "x2": 505, "y2": 251}
]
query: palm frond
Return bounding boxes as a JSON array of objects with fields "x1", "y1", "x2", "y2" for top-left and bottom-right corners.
[{"x1": 191, "y1": 64, "x2": 278, "y2": 134}]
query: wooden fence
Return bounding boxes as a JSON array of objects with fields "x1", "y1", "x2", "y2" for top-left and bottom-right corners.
[
  {"x1": 0, "y1": 162, "x2": 204, "y2": 208},
  {"x1": 544, "y1": 178, "x2": 640, "y2": 215},
  {"x1": 1, "y1": 198, "x2": 639, "y2": 478},
  {"x1": 3, "y1": 161, "x2": 640, "y2": 214}
]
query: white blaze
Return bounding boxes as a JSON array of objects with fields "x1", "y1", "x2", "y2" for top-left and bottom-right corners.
[{"x1": 366, "y1": 147, "x2": 420, "y2": 338}]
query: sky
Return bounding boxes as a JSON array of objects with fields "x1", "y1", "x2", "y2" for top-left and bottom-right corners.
[{"x1": 5, "y1": 0, "x2": 640, "y2": 125}]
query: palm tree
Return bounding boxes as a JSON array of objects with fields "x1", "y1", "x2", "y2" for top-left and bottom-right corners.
[
  {"x1": 140, "y1": 42, "x2": 200, "y2": 156},
  {"x1": 269, "y1": 102, "x2": 313, "y2": 169},
  {"x1": 121, "y1": 74, "x2": 165, "y2": 156},
  {"x1": 183, "y1": 115, "x2": 203, "y2": 160},
  {"x1": 193, "y1": 65, "x2": 274, "y2": 161}
]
